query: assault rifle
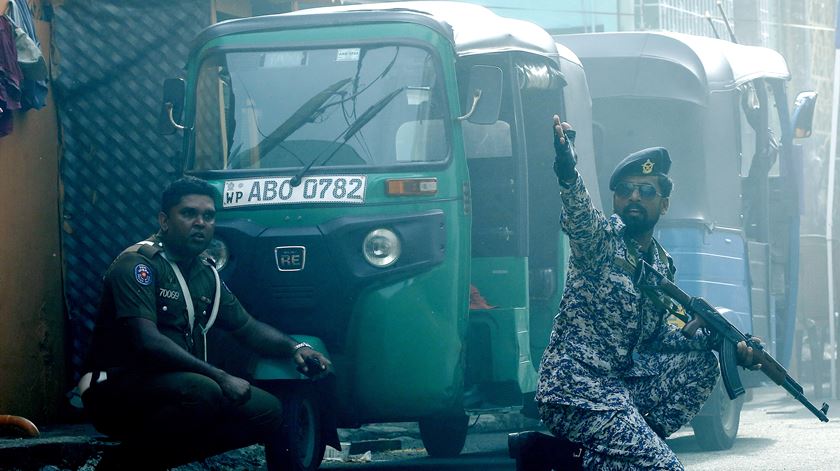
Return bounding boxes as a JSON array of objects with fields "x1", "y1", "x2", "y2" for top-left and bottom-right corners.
[{"x1": 637, "y1": 261, "x2": 829, "y2": 422}]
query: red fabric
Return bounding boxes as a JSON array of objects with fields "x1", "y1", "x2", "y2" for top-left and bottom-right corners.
[
  {"x1": 469, "y1": 284, "x2": 496, "y2": 310},
  {"x1": 0, "y1": 15, "x2": 23, "y2": 137}
]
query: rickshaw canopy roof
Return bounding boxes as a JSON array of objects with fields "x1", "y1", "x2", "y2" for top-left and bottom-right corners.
[
  {"x1": 559, "y1": 31, "x2": 790, "y2": 105},
  {"x1": 193, "y1": 1, "x2": 566, "y2": 62},
  {"x1": 289, "y1": 1, "x2": 563, "y2": 59}
]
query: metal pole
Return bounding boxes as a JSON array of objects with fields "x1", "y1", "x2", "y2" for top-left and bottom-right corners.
[{"x1": 826, "y1": 26, "x2": 840, "y2": 399}]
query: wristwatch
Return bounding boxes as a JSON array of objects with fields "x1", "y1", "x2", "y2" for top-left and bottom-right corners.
[{"x1": 293, "y1": 342, "x2": 312, "y2": 352}]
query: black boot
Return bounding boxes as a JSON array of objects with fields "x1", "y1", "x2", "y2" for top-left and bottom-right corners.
[{"x1": 508, "y1": 431, "x2": 584, "y2": 471}]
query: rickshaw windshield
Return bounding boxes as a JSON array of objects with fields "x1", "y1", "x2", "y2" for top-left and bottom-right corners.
[{"x1": 190, "y1": 45, "x2": 450, "y2": 172}]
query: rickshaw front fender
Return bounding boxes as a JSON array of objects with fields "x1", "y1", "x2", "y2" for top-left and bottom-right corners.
[{"x1": 253, "y1": 335, "x2": 330, "y2": 381}]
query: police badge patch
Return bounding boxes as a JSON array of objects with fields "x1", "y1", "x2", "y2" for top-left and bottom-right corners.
[{"x1": 134, "y1": 263, "x2": 153, "y2": 286}]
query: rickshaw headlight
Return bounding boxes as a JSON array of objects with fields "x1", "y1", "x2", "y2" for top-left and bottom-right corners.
[
  {"x1": 203, "y1": 237, "x2": 230, "y2": 271},
  {"x1": 362, "y1": 228, "x2": 401, "y2": 268}
]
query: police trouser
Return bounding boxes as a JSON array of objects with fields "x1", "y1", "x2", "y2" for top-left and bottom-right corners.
[
  {"x1": 82, "y1": 371, "x2": 283, "y2": 470},
  {"x1": 540, "y1": 349, "x2": 718, "y2": 470}
]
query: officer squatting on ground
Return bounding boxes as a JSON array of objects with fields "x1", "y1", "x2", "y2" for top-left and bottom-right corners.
[
  {"x1": 512, "y1": 116, "x2": 762, "y2": 470},
  {"x1": 78, "y1": 177, "x2": 331, "y2": 470}
]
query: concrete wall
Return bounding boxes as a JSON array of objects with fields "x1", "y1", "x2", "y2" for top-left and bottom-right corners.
[{"x1": 0, "y1": 0, "x2": 65, "y2": 422}]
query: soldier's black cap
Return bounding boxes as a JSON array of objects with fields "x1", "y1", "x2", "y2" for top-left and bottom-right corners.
[{"x1": 608, "y1": 147, "x2": 671, "y2": 191}]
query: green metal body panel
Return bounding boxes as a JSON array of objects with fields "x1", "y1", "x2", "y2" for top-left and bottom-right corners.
[
  {"x1": 347, "y1": 267, "x2": 468, "y2": 418},
  {"x1": 470, "y1": 257, "x2": 529, "y2": 309},
  {"x1": 468, "y1": 307, "x2": 537, "y2": 392},
  {"x1": 253, "y1": 335, "x2": 330, "y2": 380},
  {"x1": 469, "y1": 257, "x2": 536, "y2": 392},
  {"x1": 526, "y1": 234, "x2": 570, "y2": 367}
]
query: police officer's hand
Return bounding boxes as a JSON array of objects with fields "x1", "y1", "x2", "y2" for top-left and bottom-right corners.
[
  {"x1": 294, "y1": 347, "x2": 332, "y2": 378},
  {"x1": 553, "y1": 114, "x2": 577, "y2": 185},
  {"x1": 736, "y1": 338, "x2": 764, "y2": 370},
  {"x1": 217, "y1": 372, "x2": 252, "y2": 405}
]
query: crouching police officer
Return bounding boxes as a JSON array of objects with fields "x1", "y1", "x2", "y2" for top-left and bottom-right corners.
[
  {"x1": 509, "y1": 117, "x2": 761, "y2": 470},
  {"x1": 80, "y1": 176, "x2": 331, "y2": 470}
]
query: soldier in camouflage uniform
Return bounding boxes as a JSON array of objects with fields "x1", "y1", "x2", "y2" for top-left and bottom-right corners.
[{"x1": 535, "y1": 117, "x2": 759, "y2": 470}]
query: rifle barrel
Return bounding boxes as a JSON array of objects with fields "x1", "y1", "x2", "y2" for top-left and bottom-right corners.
[
  {"x1": 783, "y1": 379, "x2": 830, "y2": 422},
  {"x1": 638, "y1": 260, "x2": 830, "y2": 423}
]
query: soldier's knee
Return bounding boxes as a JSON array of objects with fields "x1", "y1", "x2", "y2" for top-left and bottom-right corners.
[
  {"x1": 537, "y1": 402, "x2": 566, "y2": 437},
  {"x1": 684, "y1": 350, "x2": 719, "y2": 376},
  {"x1": 700, "y1": 350, "x2": 720, "y2": 375}
]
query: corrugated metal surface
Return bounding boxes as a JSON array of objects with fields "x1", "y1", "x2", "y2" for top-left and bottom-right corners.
[{"x1": 53, "y1": 0, "x2": 210, "y2": 379}]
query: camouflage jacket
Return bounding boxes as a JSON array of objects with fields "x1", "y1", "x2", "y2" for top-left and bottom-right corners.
[{"x1": 536, "y1": 174, "x2": 713, "y2": 410}]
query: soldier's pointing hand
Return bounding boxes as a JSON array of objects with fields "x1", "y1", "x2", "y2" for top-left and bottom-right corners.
[{"x1": 553, "y1": 115, "x2": 577, "y2": 185}]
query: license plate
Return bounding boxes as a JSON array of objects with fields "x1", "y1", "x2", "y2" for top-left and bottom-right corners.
[{"x1": 223, "y1": 176, "x2": 367, "y2": 208}]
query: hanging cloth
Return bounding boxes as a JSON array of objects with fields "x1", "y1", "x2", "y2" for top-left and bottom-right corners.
[
  {"x1": 5, "y1": 0, "x2": 46, "y2": 109},
  {"x1": 0, "y1": 14, "x2": 22, "y2": 137}
]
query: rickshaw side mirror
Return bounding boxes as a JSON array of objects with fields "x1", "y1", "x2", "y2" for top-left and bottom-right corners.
[
  {"x1": 159, "y1": 78, "x2": 186, "y2": 135},
  {"x1": 459, "y1": 65, "x2": 503, "y2": 125},
  {"x1": 791, "y1": 91, "x2": 817, "y2": 139}
]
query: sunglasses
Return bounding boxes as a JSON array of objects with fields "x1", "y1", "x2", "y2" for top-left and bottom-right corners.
[{"x1": 614, "y1": 182, "x2": 662, "y2": 200}]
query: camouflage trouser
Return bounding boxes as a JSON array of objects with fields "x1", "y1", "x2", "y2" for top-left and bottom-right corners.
[{"x1": 540, "y1": 349, "x2": 718, "y2": 470}]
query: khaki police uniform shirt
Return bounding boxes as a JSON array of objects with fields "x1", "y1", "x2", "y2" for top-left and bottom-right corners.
[
  {"x1": 535, "y1": 174, "x2": 713, "y2": 411},
  {"x1": 87, "y1": 235, "x2": 250, "y2": 371}
]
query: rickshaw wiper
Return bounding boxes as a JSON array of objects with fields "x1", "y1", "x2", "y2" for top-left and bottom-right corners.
[
  {"x1": 291, "y1": 86, "x2": 405, "y2": 186},
  {"x1": 231, "y1": 78, "x2": 352, "y2": 166}
]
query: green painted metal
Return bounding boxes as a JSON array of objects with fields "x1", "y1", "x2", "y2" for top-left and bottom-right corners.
[
  {"x1": 527, "y1": 234, "x2": 570, "y2": 368},
  {"x1": 469, "y1": 257, "x2": 529, "y2": 309},
  {"x1": 468, "y1": 257, "x2": 533, "y2": 394},
  {"x1": 468, "y1": 307, "x2": 537, "y2": 393},
  {"x1": 348, "y1": 267, "x2": 469, "y2": 418},
  {"x1": 253, "y1": 335, "x2": 330, "y2": 380}
]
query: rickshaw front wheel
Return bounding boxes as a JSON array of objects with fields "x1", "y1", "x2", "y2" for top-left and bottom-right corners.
[
  {"x1": 690, "y1": 380, "x2": 744, "y2": 451},
  {"x1": 419, "y1": 414, "x2": 469, "y2": 457},
  {"x1": 269, "y1": 390, "x2": 325, "y2": 471}
]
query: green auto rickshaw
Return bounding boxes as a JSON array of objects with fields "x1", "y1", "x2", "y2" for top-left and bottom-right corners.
[{"x1": 160, "y1": 2, "x2": 600, "y2": 468}]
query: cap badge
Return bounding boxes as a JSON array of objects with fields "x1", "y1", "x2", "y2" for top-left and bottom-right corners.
[{"x1": 642, "y1": 159, "x2": 654, "y2": 174}]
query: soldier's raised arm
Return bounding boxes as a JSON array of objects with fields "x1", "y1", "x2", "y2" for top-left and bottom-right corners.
[{"x1": 551, "y1": 114, "x2": 612, "y2": 271}]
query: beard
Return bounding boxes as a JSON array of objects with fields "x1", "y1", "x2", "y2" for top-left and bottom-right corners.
[{"x1": 620, "y1": 203, "x2": 660, "y2": 236}]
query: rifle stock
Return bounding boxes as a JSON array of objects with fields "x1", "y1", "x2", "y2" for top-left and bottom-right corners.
[{"x1": 637, "y1": 261, "x2": 829, "y2": 423}]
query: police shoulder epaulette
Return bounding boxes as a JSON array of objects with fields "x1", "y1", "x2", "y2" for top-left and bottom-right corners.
[{"x1": 132, "y1": 240, "x2": 163, "y2": 259}]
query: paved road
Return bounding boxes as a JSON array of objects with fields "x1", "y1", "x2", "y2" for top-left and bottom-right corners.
[
  {"x1": 5, "y1": 385, "x2": 834, "y2": 470},
  {"x1": 671, "y1": 386, "x2": 839, "y2": 470},
  {"x1": 322, "y1": 385, "x2": 840, "y2": 470}
]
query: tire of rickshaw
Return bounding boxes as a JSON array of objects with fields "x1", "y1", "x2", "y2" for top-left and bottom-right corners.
[
  {"x1": 419, "y1": 414, "x2": 469, "y2": 457},
  {"x1": 690, "y1": 381, "x2": 744, "y2": 451},
  {"x1": 273, "y1": 391, "x2": 325, "y2": 471}
]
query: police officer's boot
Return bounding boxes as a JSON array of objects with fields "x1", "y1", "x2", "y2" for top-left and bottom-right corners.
[{"x1": 508, "y1": 431, "x2": 584, "y2": 471}]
